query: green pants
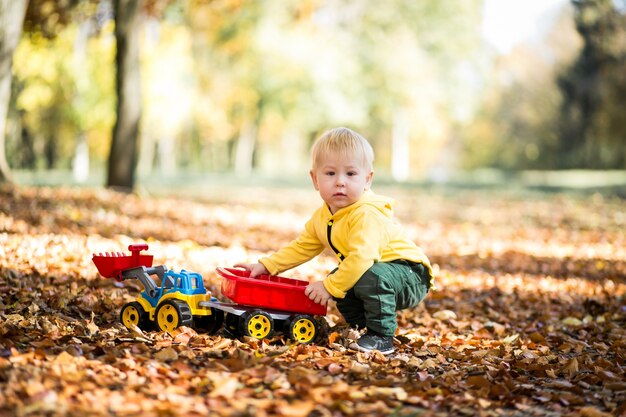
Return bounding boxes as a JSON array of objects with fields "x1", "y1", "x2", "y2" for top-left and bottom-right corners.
[{"x1": 334, "y1": 260, "x2": 430, "y2": 337}]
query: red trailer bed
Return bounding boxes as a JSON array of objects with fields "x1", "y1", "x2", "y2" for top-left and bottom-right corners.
[{"x1": 216, "y1": 267, "x2": 327, "y2": 316}]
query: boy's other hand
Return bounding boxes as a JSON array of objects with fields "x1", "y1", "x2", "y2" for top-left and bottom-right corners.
[
  {"x1": 305, "y1": 281, "x2": 332, "y2": 306},
  {"x1": 233, "y1": 262, "x2": 268, "y2": 278}
]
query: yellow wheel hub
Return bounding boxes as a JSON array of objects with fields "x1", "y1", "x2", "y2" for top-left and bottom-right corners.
[
  {"x1": 121, "y1": 305, "x2": 140, "y2": 327},
  {"x1": 246, "y1": 314, "x2": 271, "y2": 339},
  {"x1": 291, "y1": 318, "x2": 315, "y2": 343},
  {"x1": 157, "y1": 304, "x2": 179, "y2": 332}
]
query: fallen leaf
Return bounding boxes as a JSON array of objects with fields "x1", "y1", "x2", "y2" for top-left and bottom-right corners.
[
  {"x1": 208, "y1": 377, "x2": 240, "y2": 398},
  {"x1": 562, "y1": 317, "x2": 583, "y2": 326},
  {"x1": 433, "y1": 310, "x2": 457, "y2": 320},
  {"x1": 154, "y1": 347, "x2": 178, "y2": 361},
  {"x1": 578, "y1": 406, "x2": 614, "y2": 417},
  {"x1": 562, "y1": 357, "x2": 579, "y2": 378},
  {"x1": 2, "y1": 186, "x2": 625, "y2": 417},
  {"x1": 501, "y1": 334, "x2": 520, "y2": 345}
]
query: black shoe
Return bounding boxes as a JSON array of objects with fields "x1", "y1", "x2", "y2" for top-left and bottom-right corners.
[{"x1": 354, "y1": 331, "x2": 395, "y2": 354}]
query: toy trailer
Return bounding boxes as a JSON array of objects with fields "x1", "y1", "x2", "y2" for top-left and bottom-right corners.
[{"x1": 202, "y1": 268, "x2": 328, "y2": 344}]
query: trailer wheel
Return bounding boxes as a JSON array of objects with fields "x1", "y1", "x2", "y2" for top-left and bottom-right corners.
[
  {"x1": 195, "y1": 308, "x2": 224, "y2": 334},
  {"x1": 120, "y1": 302, "x2": 150, "y2": 331},
  {"x1": 287, "y1": 314, "x2": 318, "y2": 344},
  {"x1": 155, "y1": 299, "x2": 193, "y2": 332},
  {"x1": 241, "y1": 310, "x2": 273, "y2": 339}
]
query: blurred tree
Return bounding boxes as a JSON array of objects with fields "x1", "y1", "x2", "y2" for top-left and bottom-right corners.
[
  {"x1": 558, "y1": 0, "x2": 626, "y2": 168},
  {"x1": 346, "y1": 0, "x2": 483, "y2": 180},
  {"x1": 9, "y1": 0, "x2": 114, "y2": 178},
  {"x1": 12, "y1": 31, "x2": 85, "y2": 171},
  {"x1": 185, "y1": 0, "x2": 265, "y2": 176},
  {"x1": 0, "y1": 0, "x2": 28, "y2": 183},
  {"x1": 461, "y1": 53, "x2": 562, "y2": 170},
  {"x1": 15, "y1": 0, "x2": 173, "y2": 188},
  {"x1": 107, "y1": 0, "x2": 142, "y2": 191},
  {"x1": 7, "y1": 0, "x2": 489, "y2": 183},
  {"x1": 18, "y1": 0, "x2": 618, "y2": 182},
  {"x1": 182, "y1": 0, "x2": 486, "y2": 179},
  {"x1": 18, "y1": 0, "x2": 85, "y2": 175},
  {"x1": 460, "y1": 4, "x2": 582, "y2": 171},
  {"x1": 23, "y1": 0, "x2": 80, "y2": 36}
]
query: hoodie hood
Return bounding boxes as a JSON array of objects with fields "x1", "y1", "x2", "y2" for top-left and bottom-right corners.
[{"x1": 329, "y1": 190, "x2": 395, "y2": 220}]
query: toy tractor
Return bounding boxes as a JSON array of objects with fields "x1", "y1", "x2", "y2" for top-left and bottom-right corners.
[{"x1": 92, "y1": 244, "x2": 223, "y2": 333}]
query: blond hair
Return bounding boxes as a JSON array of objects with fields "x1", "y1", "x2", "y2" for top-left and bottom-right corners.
[{"x1": 311, "y1": 127, "x2": 374, "y2": 171}]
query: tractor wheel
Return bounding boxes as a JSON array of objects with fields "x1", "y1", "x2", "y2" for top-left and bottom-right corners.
[
  {"x1": 287, "y1": 314, "x2": 318, "y2": 344},
  {"x1": 120, "y1": 301, "x2": 150, "y2": 331},
  {"x1": 223, "y1": 313, "x2": 242, "y2": 338},
  {"x1": 241, "y1": 310, "x2": 274, "y2": 339},
  {"x1": 155, "y1": 299, "x2": 193, "y2": 332},
  {"x1": 194, "y1": 308, "x2": 225, "y2": 334}
]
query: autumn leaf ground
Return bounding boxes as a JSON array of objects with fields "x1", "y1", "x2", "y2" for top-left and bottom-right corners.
[{"x1": 0, "y1": 183, "x2": 624, "y2": 417}]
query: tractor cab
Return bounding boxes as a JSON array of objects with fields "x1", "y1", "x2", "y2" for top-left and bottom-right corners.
[{"x1": 162, "y1": 269, "x2": 206, "y2": 296}]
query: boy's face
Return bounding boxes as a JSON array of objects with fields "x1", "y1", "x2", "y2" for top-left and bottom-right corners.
[{"x1": 310, "y1": 153, "x2": 373, "y2": 214}]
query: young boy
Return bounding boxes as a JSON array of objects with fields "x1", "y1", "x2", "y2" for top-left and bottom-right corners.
[{"x1": 235, "y1": 127, "x2": 434, "y2": 354}]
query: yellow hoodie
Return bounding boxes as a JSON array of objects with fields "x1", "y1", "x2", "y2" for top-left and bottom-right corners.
[{"x1": 260, "y1": 191, "x2": 434, "y2": 298}]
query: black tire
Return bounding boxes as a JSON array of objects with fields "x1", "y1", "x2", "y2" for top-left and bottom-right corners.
[
  {"x1": 287, "y1": 314, "x2": 318, "y2": 344},
  {"x1": 119, "y1": 301, "x2": 151, "y2": 331},
  {"x1": 240, "y1": 310, "x2": 274, "y2": 339},
  {"x1": 314, "y1": 316, "x2": 330, "y2": 345},
  {"x1": 194, "y1": 308, "x2": 225, "y2": 334},
  {"x1": 223, "y1": 313, "x2": 242, "y2": 338},
  {"x1": 155, "y1": 299, "x2": 193, "y2": 332}
]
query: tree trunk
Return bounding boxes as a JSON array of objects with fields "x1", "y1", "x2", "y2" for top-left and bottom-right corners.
[
  {"x1": 391, "y1": 107, "x2": 410, "y2": 182},
  {"x1": 72, "y1": 19, "x2": 93, "y2": 183},
  {"x1": 0, "y1": 0, "x2": 28, "y2": 183},
  {"x1": 234, "y1": 119, "x2": 257, "y2": 177},
  {"x1": 73, "y1": 134, "x2": 89, "y2": 183},
  {"x1": 107, "y1": 0, "x2": 142, "y2": 192},
  {"x1": 157, "y1": 136, "x2": 176, "y2": 175},
  {"x1": 280, "y1": 127, "x2": 304, "y2": 175}
]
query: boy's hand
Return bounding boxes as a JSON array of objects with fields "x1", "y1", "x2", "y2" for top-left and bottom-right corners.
[
  {"x1": 305, "y1": 281, "x2": 332, "y2": 306},
  {"x1": 233, "y1": 262, "x2": 268, "y2": 278}
]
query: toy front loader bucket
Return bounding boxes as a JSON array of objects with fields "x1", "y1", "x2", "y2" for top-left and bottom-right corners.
[{"x1": 92, "y1": 244, "x2": 153, "y2": 280}]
